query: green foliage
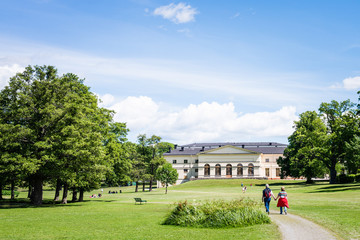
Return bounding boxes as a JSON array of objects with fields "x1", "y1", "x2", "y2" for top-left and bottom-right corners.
[
  {"x1": 0, "y1": 65, "x2": 132, "y2": 204},
  {"x1": 278, "y1": 111, "x2": 327, "y2": 183},
  {"x1": 163, "y1": 199, "x2": 270, "y2": 228},
  {"x1": 1, "y1": 190, "x2": 19, "y2": 196},
  {"x1": 337, "y1": 174, "x2": 355, "y2": 183},
  {"x1": 319, "y1": 99, "x2": 359, "y2": 183},
  {"x1": 156, "y1": 162, "x2": 178, "y2": 194},
  {"x1": 355, "y1": 174, "x2": 360, "y2": 182}
]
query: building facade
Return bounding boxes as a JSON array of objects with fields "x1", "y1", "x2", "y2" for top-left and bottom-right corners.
[{"x1": 163, "y1": 142, "x2": 286, "y2": 185}]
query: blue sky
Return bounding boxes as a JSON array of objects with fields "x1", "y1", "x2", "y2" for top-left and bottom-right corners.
[{"x1": 0, "y1": 0, "x2": 359, "y2": 144}]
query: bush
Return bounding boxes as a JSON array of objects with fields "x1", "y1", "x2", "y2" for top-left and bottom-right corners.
[
  {"x1": 337, "y1": 174, "x2": 355, "y2": 183},
  {"x1": 163, "y1": 199, "x2": 270, "y2": 228},
  {"x1": 1, "y1": 190, "x2": 20, "y2": 197},
  {"x1": 355, "y1": 174, "x2": 360, "y2": 182}
]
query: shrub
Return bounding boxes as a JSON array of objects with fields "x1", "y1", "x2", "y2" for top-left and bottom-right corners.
[
  {"x1": 337, "y1": 174, "x2": 355, "y2": 183},
  {"x1": 348, "y1": 174, "x2": 356, "y2": 183},
  {"x1": 354, "y1": 174, "x2": 360, "y2": 182},
  {"x1": 163, "y1": 198, "x2": 270, "y2": 228},
  {"x1": 1, "y1": 190, "x2": 20, "y2": 197}
]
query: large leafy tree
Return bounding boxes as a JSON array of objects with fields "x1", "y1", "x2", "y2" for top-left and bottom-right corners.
[
  {"x1": 278, "y1": 111, "x2": 328, "y2": 183},
  {"x1": 136, "y1": 134, "x2": 166, "y2": 192},
  {"x1": 104, "y1": 122, "x2": 133, "y2": 187},
  {"x1": 156, "y1": 162, "x2": 178, "y2": 194},
  {"x1": 0, "y1": 65, "x2": 117, "y2": 204},
  {"x1": 319, "y1": 99, "x2": 358, "y2": 183}
]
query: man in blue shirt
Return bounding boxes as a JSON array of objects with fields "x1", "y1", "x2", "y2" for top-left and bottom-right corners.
[{"x1": 262, "y1": 184, "x2": 275, "y2": 214}]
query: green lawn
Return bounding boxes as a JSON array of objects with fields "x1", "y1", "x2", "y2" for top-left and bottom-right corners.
[{"x1": 0, "y1": 179, "x2": 359, "y2": 240}]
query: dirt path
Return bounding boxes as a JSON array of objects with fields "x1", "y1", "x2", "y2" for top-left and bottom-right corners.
[{"x1": 269, "y1": 211, "x2": 338, "y2": 240}]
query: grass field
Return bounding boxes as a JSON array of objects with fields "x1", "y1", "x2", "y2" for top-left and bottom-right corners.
[{"x1": 0, "y1": 179, "x2": 359, "y2": 240}]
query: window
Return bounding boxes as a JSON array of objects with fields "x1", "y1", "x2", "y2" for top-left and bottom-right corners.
[
  {"x1": 248, "y1": 163, "x2": 254, "y2": 176},
  {"x1": 265, "y1": 158, "x2": 270, "y2": 163},
  {"x1": 215, "y1": 164, "x2": 221, "y2": 176},
  {"x1": 195, "y1": 159, "x2": 199, "y2": 163},
  {"x1": 195, "y1": 168, "x2": 198, "y2": 172},
  {"x1": 226, "y1": 164, "x2": 232, "y2": 176},
  {"x1": 276, "y1": 168, "x2": 281, "y2": 177},
  {"x1": 204, "y1": 164, "x2": 210, "y2": 176},
  {"x1": 172, "y1": 160, "x2": 177, "y2": 164},
  {"x1": 265, "y1": 168, "x2": 270, "y2": 177},
  {"x1": 237, "y1": 164, "x2": 243, "y2": 176},
  {"x1": 184, "y1": 169, "x2": 188, "y2": 173},
  {"x1": 184, "y1": 159, "x2": 188, "y2": 164}
]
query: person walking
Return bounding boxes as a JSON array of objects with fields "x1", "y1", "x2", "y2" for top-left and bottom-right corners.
[
  {"x1": 275, "y1": 186, "x2": 289, "y2": 215},
  {"x1": 262, "y1": 184, "x2": 275, "y2": 214}
]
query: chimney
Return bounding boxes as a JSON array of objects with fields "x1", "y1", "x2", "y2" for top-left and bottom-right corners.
[
  {"x1": 242, "y1": 145, "x2": 244, "y2": 148},
  {"x1": 180, "y1": 147, "x2": 184, "y2": 151},
  {"x1": 201, "y1": 146, "x2": 205, "y2": 151},
  {"x1": 174, "y1": 144, "x2": 178, "y2": 149}
]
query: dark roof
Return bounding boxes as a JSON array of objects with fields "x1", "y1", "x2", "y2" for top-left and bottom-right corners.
[{"x1": 163, "y1": 142, "x2": 287, "y2": 156}]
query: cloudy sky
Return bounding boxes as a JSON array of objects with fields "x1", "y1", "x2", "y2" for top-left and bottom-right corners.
[{"x1": 1, "y1": 1, "x2": 359, "y2": 144}]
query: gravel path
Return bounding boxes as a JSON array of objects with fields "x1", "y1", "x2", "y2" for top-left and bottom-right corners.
[{"x1": 269, "y1": 211, "x2": 338, "y2": 240}]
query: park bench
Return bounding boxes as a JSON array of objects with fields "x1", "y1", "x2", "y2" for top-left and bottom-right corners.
[{"x1": 134, "y1": 198, "x2": 147, "y2": 205}]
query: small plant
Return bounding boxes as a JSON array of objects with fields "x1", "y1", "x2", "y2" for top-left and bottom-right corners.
[{"x1": 163, "y1": 198, "x2": 270, "y2": 228}]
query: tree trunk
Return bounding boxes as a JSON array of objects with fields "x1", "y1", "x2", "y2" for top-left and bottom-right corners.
[
  {"x1": 135, "y1": 182, "x2": 139, "y2": 192},
  {"x1": 10, "y1": 181, "x2": 15, "y2": 200},
  {"x1": 72, "y1": 188, "x2": 78, "y2": 202},
  {"x1": 329, "y1": 166, "x2": 337, "y2": 184},
  {"x1": 306, "y1": 176, "x2": 314, "y2": 184},
  {"x1": 142, "y1": 182, "x2": 145, "y2": 192},
  {"x1": 31, "y1": 176, "x2": 43, "y2": 205},
  {"x1": 149, "y1": 179, "x2": 153, "y2": 192},
  {"x1": 28, "y1": 183, "x2": 33, "y2": 199},
  {"x1": 165, "y1": 184, "x2": 168, "y2": 194},
  {"x1": 61, "y1": 183, "x2": 68, "y2": 204},
  {"x1": 54, "y1": 179, "x2": 61, "y2": 201},
  {"x1": 78, "y1": 188, "x2": 84, "y2": 202},
  {"x1": 0, "y1": 184, "x2": 3, "y2": 200}
]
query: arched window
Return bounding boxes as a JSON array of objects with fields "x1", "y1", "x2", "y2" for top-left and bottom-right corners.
[
  {"x1": 226, "y1": 164, "x2": 232, "y2": 176},
  {"x1": 237, "y1": 164, "x2": 243, "y2": 176},
  {"x1": 248, "y1": 163, "x2": 254, "y2": 176},
  {"x1": 204, "y1": 164, "x2": 210, "y2": 176},
  {"x1": 215, "y1": 164, "x2": 221, "y2": 176}
]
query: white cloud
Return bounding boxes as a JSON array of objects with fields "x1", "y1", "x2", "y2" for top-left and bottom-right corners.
[
  {"x1": 153, "y1": 3, "x2": 198, "y2": 24},
  {"x1": 343, "y1": 76, "x2": 360, "y2": 90},
  {"x1": 330, "y1": 76, "x2": 360, "y2": 90},
  {"x1": 0, "y1": 64, "x2": 25, "y2": 89},
  {"x1": 98, "y1": 93, "x2": 115, "y2": 106},
  {"x1": 108, "y1": 96, "x2": 297, "y2": 144}
]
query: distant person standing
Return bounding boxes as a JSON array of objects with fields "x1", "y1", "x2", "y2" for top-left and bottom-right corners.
[
  {"x1": 275, "y1": 186, "x2": 289, "y2": 215},
  {"x1": 242, "y1": 186, "x2": 247, "y2": 193},
  {"x1": 262, "y1": 184, "x2": 275, "y2": 214}
]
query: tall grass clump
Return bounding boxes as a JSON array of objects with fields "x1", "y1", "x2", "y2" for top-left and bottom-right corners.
[{"x1": 163, "y1": 198, "x2": 270, "y2": 228}]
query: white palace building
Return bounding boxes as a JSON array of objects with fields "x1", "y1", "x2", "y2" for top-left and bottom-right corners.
[{"x1": 164, "y1": 142, "x2": 287, "y2": 185}]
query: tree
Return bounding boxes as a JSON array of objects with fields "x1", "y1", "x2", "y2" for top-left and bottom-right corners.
[
  {"x1": 319, "y1": 99, "x2": 357, "y2": 183},
  {"x1": 104, "y1": 123, "x2": 132, "y2": 187},
  {"x1": 0, "y1": 65, "x2": 114, "y2": 204},
  {"x1": 156, "y1": 163, "x2": 178, "y2": 194},
  {"x1": 278, "y1": 111, "x2": 328, "y2": 183},
  {"x1": 135, "y1": 134, "x2": 166, "y2": 192}
]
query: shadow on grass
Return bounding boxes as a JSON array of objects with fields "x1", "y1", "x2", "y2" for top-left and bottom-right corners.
[
  {"x1": 255, "y1": 181, "x2": 307, "y2": 187},
  {"x1": 309, "y1": 183, "x2": 360, "y2": 193},
  {"x1": 0, "y1": 198, "x2": 116, "y2": 209}
]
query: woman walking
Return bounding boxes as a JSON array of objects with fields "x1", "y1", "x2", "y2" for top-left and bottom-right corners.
[{"x1": 275, "y1": 186, "x2": 289, "y2": 215}]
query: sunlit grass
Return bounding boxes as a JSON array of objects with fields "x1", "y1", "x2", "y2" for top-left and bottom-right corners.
[{"x1": 1, "y1": 179, "x2": 359, "y2": 239}]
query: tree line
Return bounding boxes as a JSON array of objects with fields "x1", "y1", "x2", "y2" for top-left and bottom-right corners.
[
  {"x1": 277, "y1": 94, "x2": 360, "y2": 184},
  {"x1": 0, "y1": 65, "x2": 178, "y2": 205}
]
